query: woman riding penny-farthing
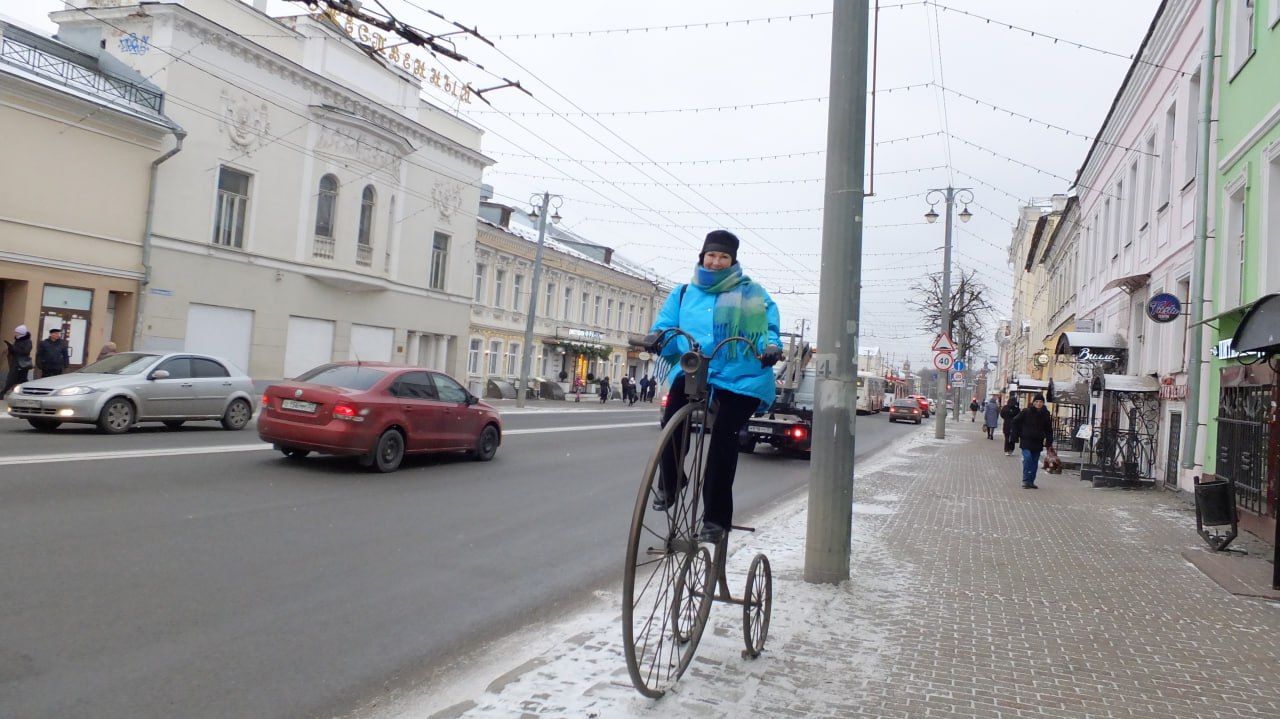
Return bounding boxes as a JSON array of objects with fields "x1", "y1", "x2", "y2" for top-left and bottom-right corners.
[{"x1": 621, "y1": 231, "x2": 783, "y2": 698}]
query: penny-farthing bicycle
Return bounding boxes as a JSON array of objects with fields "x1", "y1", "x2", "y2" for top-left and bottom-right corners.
[{"x1": 622, "y1": 329, "x2": 773, "y2": 698}]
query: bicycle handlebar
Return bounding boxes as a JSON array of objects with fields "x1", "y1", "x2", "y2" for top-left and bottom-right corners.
[{"x1": 650, "y1": 328, "x2": 764, "y2": 363}]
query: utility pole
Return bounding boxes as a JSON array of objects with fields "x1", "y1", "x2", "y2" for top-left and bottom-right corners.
[
  {"x1": 516, "y1": 192, "x2": 559, "y2": 408},
  {"x1": 804, "y1": 0, "x2": 869, "y2": 585}
]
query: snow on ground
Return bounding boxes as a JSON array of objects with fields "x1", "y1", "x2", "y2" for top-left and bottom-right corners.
[{"x1": 370, "y1": 426, "x2": 931, "y2": 719}]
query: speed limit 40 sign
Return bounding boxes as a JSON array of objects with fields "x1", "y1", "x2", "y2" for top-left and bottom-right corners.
[{"x1": 933, "y1": 352, "x2": 954, "y2": 370}]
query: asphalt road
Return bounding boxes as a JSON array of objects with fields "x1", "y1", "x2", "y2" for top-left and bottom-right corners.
[{"x1": 0, "y1": 406, "x2": 910, "y2": 719}]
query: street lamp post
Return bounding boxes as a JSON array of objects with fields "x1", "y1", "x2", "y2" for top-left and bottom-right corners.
[
  {"x1": 516, "y1": 192, "x2": 561, "y2": 409},
  {"x1": 924, "y1": 186, "x2": 972, "y2": 439}
]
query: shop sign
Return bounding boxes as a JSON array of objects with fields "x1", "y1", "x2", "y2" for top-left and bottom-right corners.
[
  {"x1": 1146, "y1": 293, "x2": 1183, "y2": 323},
  {"x1": 1158, "y1": 377, "x2": 1187, "y2": 401},
  {"x1": 1077, "y1": 347, "x2": 1122, "y2": 363},
  {"x1": 560, "y1": 327, "x2": 604, "y2": 343},
  {"x1": 1210, "y1": 338, "x2": 1262, "y2": 360}
]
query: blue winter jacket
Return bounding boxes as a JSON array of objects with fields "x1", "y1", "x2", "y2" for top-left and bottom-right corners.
[{"x1": 649, "y1": 280, "x2": 781, "y2": 410}]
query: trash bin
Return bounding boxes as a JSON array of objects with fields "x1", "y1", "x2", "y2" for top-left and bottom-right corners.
[{"x1": 1195, "y1": 479, "x2": 1235, "y2": 527}]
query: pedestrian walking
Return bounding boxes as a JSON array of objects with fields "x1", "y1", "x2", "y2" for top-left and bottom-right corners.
[
  {"x1": 3, "y1": 324, "x2": 33, "y2": 396},
  {"x1": 96, "y1": 341, "x2": 118, "y2": 361},
  {"x1": 598, "y1": 376, "x2": 610, "y2": 403},
  {"x1": 982, "y1": 393, "x2": 1000, "y2": 440},
  {"x1": 1009, "y1": 394, "x2": 1054, "y2": 489},
  {"x1": 573, "y1": 376, "x2": 583, "y2": 403},
  {"x1": 999, "y1": 395, "x2": 1020, "y2": 455},
  {"x1": 638, "y1": 375, "x2": 650, "y2": 404},
  {"x1": 36, "y1": 327, "x2": 70, "y2": 378},
  {"x1": 969, "y1": 398, "x2": 980, "y2": 422},
  {"x1": 645, "y1": 377, "x2": 656, "y2": 402},
  {"x1": 642, "y1": 229, "x2": 782, "y2": 543}
]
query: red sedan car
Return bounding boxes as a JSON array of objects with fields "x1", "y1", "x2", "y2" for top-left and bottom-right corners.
[{"x1": 258, "y1": 363, "x2": 501, "y2": 473}]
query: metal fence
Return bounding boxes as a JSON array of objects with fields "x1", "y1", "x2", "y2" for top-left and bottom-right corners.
[
  {"x1": 1, "y1": 37, "x2": 164, "y2": 114},
  {"x1": 1214, "y1": 385, "x2": 1271, "y2": 515}
]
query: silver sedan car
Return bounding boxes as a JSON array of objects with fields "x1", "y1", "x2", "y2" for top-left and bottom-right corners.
[{"x1": 4, "y1": 352, "x2": 257, "y2": 434}]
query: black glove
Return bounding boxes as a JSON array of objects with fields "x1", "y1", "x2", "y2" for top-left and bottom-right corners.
[
  {"x1": 641, "y1": 332, "x2": 663, "y2": 352},
  {"x1": 760, "y1": 344, "x2": 783, "y2": 367}
]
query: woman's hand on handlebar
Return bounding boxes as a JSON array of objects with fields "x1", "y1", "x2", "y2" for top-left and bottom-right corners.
[{"x1": 760, "y1": 344, "x2": 783, "y2": 367}]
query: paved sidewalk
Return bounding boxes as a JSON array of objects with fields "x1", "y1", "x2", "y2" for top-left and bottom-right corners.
[{"x1": 379, "y1": 421, "x2": 1280, "y2": 718}]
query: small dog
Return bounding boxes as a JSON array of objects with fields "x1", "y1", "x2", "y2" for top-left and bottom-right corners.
[{"x1": 1042, "y1": 448, "x2": 1063, "y2": 475}]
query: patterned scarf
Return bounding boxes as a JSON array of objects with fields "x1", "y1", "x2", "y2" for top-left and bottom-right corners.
[{"x1": 690, "y1": 263, "x2": 769, "y2": 360}]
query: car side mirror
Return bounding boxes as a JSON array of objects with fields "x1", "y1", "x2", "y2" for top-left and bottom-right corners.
[
  {"x1": 465, "y1": 393, "x2": 479, "y2": 406},
  {"x1": 150, "y1": 369, "x2": 170, "y2": 380}
]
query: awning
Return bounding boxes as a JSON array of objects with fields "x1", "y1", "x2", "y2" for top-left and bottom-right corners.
[
  {"x1": 1231, "y1": 293, "x2": 1280, "y2": 354},
  {"x1": 1055, "y1": 332, "x2": 1126, "y2": 356},
  {"x1": 1100, "y1": 272, "x2": 1151, "y2": 294},
  {"x1": 1102, "y1": 374, "x2": 1160, "y2": 393},
  {"x1": 1190, "y1": 299, "x2": 1255, "y2": 328},
  {"x1": 1010, "y1": 376, "x2": 1050, "y2": 390}
]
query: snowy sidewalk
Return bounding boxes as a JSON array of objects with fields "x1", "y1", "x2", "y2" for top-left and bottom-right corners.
[{"x1": 372, "y1": 420, "x2": 1280, "y2": 719}]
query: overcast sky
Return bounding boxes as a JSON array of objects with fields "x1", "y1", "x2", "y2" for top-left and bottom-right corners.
[{"x1": 13, "y1": 0, "x2": 1162, "y2": 372}]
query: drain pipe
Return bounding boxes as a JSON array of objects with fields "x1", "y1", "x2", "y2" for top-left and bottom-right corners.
[
  {"x1": 1182, "y1": 0, "x2": 1217, "y2": 470},
  {"x1": 131, "y1": 128, "x2": 186, "y2": 351}
]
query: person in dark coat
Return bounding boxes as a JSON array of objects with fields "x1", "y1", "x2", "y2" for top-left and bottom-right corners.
[
  {"x1": 598, "y1": 376, "x2": 610, "y2": 403},
  {"x1": 1009, "y1": 394, "x2": 1054, "y2": 488},
  {"x1": 638, "y1": 375, "x2": 650, "y2": 403},
  {"x1": 3, "y1": 324, "x2": 33, "y2": 396},
  {"x1": 999, "y1": 396, "x2": 1021, "y2": 456},
  {"x1": 36, "y1": 327, "x2": 70, "y2": 378},
  {"x1": 982, "y1": 394, "x2": 1001, "y2": 440},
  {"x1": 969, "y1": 398, "x2": 980, "y2": 422}
]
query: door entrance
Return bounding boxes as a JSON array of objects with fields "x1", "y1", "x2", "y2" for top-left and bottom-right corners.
[
  {"x1": 40, "y1": 284, "x2": 94, "y2": 372},
  {"x1": 1165, "y1": 411, "x2": 1182, "y2": 488}
]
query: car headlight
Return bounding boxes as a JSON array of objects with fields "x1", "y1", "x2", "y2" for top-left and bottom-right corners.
[
  {"x1": 9, "y1": 384, "x2": 21, "y2": 395},
  {"x1": 52, "y1": 386, "x2": 97, "y2": 396}
]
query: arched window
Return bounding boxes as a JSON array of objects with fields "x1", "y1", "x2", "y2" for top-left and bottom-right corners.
[
  {"x1": 357, "y1": 185, "x2": 375, "y2": 266},
  {"x1": 315, "y1": 174, "x2": 338, "y2": 238}
]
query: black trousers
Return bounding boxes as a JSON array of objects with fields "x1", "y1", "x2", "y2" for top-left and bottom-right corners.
[{"x1": 659, "y1": 374, "x2": 760, "y2": 530}]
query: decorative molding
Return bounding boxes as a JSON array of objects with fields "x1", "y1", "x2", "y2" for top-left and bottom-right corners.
[
  {"x1": 0, "y1": 249, "x2": 142, "y2": 280},
  {"x1": 1217, "y1": 100, "x2": 1280, "y2": 172},
  {"x1": 431, "y1": 180, "x2": 463, "y2": 222},
  {"x1": 316, "y1": 123, "x2": 402, "y2": 176},
  {"x1": 219, "y1": 89, "x2": 271, "y2": 153}
]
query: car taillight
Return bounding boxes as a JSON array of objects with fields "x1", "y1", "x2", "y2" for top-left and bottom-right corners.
[
  {"x1": 333, "y1": 403, "x2": 368, "y2": 422},
  {"x1": 261, "y1": 393, "x2": 270, "y2": 409},
  {"x1": 791, "y1": 427, "x2": 806, "y2": 439}
]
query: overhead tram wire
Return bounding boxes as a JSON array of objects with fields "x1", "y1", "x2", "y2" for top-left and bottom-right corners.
[
  {"x1": 926, "y1": 1, "x2": 956, "y2": 185},
  {"x1": 414, "y1": 5, "x2": 836, "y2": 292}
]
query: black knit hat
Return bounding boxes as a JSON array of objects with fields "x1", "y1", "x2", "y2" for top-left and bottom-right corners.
[
  {"x1": 700, "y1": 229, "x2": 739, "y2": 264},
  {"x1": 1033, "y1": 393, "x2": 1046, "y2": 403}
]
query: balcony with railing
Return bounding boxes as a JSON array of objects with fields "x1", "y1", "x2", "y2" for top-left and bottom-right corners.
[
  {"x1": 0, "y1": 36, "x2": 164, "y2": 115},
  {"x1": 356, "y1": 242, "x2": 372, "y2": 267},
  {"x1": 313, "y1": 236, "x2": 335, "y2": 260}
]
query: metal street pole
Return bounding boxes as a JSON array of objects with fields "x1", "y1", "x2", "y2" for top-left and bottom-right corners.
[
  {"x1": 804, "y1": 0, "x2": 869, "y2": 585},
  {"x1": 516, "y1": 192, "x2": 552, "y2": 409},
  {"x1": 935, "y1": 188, "x2": 954, "y2": 439}
]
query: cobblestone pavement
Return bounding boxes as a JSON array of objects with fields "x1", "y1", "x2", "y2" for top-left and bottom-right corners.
[{"x1": 381, "y1": 420, "x2": 1280, "y2": 719}]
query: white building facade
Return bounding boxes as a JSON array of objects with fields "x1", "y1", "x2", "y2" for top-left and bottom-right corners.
[{"x1": 50, "y1": 0, "x2": 490, "y2": 379}]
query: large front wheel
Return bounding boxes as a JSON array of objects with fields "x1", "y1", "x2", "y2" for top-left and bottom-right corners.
[{"x1": 622, "y1": 402, "x2": 711, "y2": 698}]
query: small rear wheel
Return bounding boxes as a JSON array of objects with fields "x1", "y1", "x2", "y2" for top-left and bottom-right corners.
[
  {"x1": 98, "y1": 397, "x2": 134, "y2": 434},
  {"x1": 737, "y1": 430, "x2": 755, "y2": 454},
  {"x1": 742, "y1": 553, "x2": 772, "y2": 658},
  {"x1": 670, "y1": 546, "x2": 714, "y2": 644},
  {"x1": 28, "y1": 418, "x2": 60, "y2": 432}
]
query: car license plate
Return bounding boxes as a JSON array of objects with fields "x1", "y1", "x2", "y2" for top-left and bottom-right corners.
[
  {"x1": 10, "y1": 399, "x2": 41, "y2": 409},
  {"x1": 281, "y1": 399, "x2": 317, "y2": 413},
  {"x1": 749, "y1": 424, "x2": 774, "y2": 435}
]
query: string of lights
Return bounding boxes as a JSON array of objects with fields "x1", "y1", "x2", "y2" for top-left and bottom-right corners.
[
  {"x1": 926, "y1": 1, "x2": 1190, "y2": 77},
  {"x1": 934, "y1": 84, "x2": 1151, "y2": 156},
  {"x1": 483, "y1": 130, "x2": 942, "y2": 168},
  {"x1": 951, "y1": 169, "x2": 1026, "y2": 205},
  {"x1": 489, "y1": 165, "x2": 948, "y2": 187}
]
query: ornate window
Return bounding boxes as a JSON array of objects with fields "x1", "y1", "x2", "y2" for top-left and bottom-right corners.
[
  {"x1": 315, "y1": 174, "x2": 338, "y2": 238},
  {"x1": 429, "y1": 231, "x2": 449, "y2": 290}
]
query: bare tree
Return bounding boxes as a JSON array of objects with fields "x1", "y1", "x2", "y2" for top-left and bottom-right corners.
[{"x1": 906, "y1": 268, "x2": 996, "y2": 364}]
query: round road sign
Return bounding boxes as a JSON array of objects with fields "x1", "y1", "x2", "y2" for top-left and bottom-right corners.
[{"x1": 933, "y1": 352, "x2": 954, "y2": 371}]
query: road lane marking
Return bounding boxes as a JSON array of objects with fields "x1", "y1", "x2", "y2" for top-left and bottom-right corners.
[
  {"x1": 0, "y1": 444, "x2": 270, "y2": 466},
  {"x1": 0, "y1": 422, "x2": 658, "y2": 466},
  {"x1": 504, "y1": 422, "x2": 655, "y2": 435}
]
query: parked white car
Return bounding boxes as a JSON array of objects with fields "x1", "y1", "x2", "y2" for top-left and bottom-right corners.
[{"x1": 5, "y1": 352, "x2": 256, "y2": 434}]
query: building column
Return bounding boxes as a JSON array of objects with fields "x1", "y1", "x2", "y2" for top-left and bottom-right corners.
[{"x1": 435, "y1": 335, "x2": 449, "y2": 374}]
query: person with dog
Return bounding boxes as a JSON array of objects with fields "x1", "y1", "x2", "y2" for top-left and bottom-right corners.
[{"x1": 1009, "y1": 393, "x2": 1054, "y2": 489}]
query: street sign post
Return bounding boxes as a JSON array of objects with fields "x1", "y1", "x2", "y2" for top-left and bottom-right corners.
[
  {"x1": 931, "y1": 333, "x2": 956, "y2": 353},
  {"x1": 933, "y1": 353, "x2": 954, "y2": 371},
  {"x1": 951, "y1": 371, "x2": 964, "y2": 383},
  {"x1": 953, "y1": 359, "x2": 965, "y2": 371}
]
